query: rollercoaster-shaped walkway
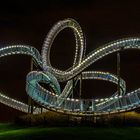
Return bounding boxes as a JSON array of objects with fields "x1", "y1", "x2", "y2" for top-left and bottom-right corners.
[{"x1": 0, "y1": 18, "x2": 140, "y2": 116}]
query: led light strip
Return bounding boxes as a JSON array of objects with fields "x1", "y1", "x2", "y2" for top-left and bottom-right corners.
[{"x1": 1, "y1": 18, "x2": 140, "y2": 116}]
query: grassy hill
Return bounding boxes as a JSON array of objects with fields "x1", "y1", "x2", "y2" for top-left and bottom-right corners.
[{"x1": 1, "y1": 123, "x2": 140, "y2": 140}]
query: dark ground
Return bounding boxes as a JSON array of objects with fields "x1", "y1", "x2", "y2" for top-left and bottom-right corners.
[{"x1": 1, "y1": 123, "x2": 140, "y2": 140}]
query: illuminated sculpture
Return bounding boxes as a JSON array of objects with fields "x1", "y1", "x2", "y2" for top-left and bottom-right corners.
[{"x1": 0, "y1": 18, "x2": 140, "y2": 116}]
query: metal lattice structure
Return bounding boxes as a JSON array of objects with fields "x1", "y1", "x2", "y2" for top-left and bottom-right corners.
[{"x1": 0, "y1": 18, "x2": 140, "y2": 116}]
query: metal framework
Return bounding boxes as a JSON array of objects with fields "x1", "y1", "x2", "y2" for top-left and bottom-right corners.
[{"x1": 0, "y1": 18, "x2": 140, "y2": 116}]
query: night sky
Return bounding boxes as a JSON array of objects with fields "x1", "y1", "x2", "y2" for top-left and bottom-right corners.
[{"x1": 0, "y1": 0, "x2": 140, "y2": 121}]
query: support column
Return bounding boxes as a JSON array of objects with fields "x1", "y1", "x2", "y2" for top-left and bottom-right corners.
[
  {"x1": 72, "y1": 78, "x2": 74, "y2": 98},
  {"x1": 28, "y1": 96, "x2": 34, "y2": 114},
  {"x1": 28, "y1": 58, "x2": 34, "y2": 114},
  {"x1": 40, "y1": 107, "x2": 43, "y2": 114},
  {"x1": 72, "y1": 78, "x2": 74, "y2": 111},
  {"x1": 91, "y1": 100, "x2": 96, "y2": 111},
  {"x1": 79, "y1": 73, "x2": 82, "y2": 99},
  {"x1": 28, "y1": 97, "x2": 31, "y2": 113},
  {"x1": 117, "y1": 52, "x2": 121, "y2": 95},
  {"x1": 79, "y1": 73, "x2": 83, "y2": 111},
  {"x1": 80, "y1": 100, "x2": 84, "y2": 111},
  {"x1": 31, "y1": 99, "x2": 34, "y2": 114}
]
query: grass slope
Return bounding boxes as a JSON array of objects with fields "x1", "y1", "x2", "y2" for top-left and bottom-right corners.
[{"x1": 0, "y1": 123, "x2": 140, "y2": 140}]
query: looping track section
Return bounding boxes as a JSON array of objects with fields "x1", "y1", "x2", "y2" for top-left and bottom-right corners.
[{"x1": 0, "y1": 18, "x2": 140, "y2": 116}]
